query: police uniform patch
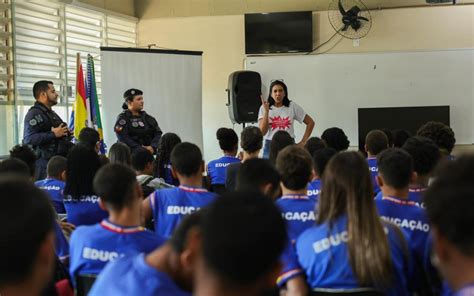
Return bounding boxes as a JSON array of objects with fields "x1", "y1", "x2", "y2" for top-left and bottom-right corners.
[
  {"x1": 119, "y1": 119, "x2": 126, "y2": 126},
  {"x1": 115, "y1": 125, "x2": 123, "y2": 133},
  {"x1": 29, "y1": 118, "x2": 37, "y2": 126},
  {"x1": 138, "y1": 121, "x2": 145, "y2": 127},
  {"x1": 132, "y1": 122, "x2": 138, "y2": 128}
]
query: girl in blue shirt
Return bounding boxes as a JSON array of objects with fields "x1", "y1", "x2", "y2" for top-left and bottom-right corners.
[
  {"x1": 296, "y1": 151, "x2": 412, "y2": 295},
  {"x1": 63, "y1": 145, "x2": 108, "y2": 227},
  {"x1": 206, "y1": 128, "x2": 240, "y2": 194},
  {"x1": 155, "y1": 133, "x2": 181, "y2": 186}
]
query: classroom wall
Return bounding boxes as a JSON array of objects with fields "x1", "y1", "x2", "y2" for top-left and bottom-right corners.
[{"x1": 137, "y1": 5, "x2": 474, "y2": 161}]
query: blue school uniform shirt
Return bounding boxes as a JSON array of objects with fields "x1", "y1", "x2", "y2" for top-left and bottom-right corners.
[
  {"x1": 150, "y1": 185, "x2": 217, "y2": 238},
  {"x1": 453, "y1": 284, "x2": 474, "y2": 296},
  {"x1": 54, "y1": 221, "x2": 69, "y2": 261},
  {"x1": 375, "y1": 196, "x2": 430, "y2": 261},
  {"x1": 408, "y1": 188, "x2": 427, "y2": 208},
  {"x1": 163, "y1": 162, "x2": 179, "y2": 186},
  {"x1": 276, "y1": 194, "x2": 316, "y2": 243},
  {"x1": 89, "y1": 253, "x2": 190, "y2": 296},
  {"x1": 296, "y1": 215, "x2": 411, "y2": 295},
  {"x1": 69, "y1": 219, "x2": 164, "y2": 282},
  {"x1": 207, "y1": 156, "x2": 240, "y2": 185},
  {"x1": 307, "y1": 179, "x2": 322, "y2": 201},
  {"x1": 63, "y1": 194, "x2": 108, "y2": 227},
  {"x1": 367, "y1": 157, "x2": 381, "y2": 196},
  {"x1": 35, "y1": 178, "x2": 66, "y2": 214},
  {"x1": 277, "y1": 240, "x2": 305, "y2": 287}
]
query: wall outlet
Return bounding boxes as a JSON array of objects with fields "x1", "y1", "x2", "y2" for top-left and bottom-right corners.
[{"x1": 353, "y1": 38, "x2": 360, "y2": 47}]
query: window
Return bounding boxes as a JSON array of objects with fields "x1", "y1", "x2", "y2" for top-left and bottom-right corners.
[{"x1": 5, "y1": 0, "x2": 137, "y2": 155}]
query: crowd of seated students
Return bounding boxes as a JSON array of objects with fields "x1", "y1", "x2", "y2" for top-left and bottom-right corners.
[{"x1": 2, "y1": 120, "x2": 473, "y2": 296}]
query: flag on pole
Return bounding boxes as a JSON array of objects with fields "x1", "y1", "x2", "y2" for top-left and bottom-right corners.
[
  {"x1": 71, "y1": 53, "x2": 91, "y2": 139},
  {"x1": 86, "y1": 54, "x2": 107, "y2": 154}
]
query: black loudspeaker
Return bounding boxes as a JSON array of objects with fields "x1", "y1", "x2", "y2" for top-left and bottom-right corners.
[{"x1": 226, "y1": 71, "x2": 262, "y2": 124}]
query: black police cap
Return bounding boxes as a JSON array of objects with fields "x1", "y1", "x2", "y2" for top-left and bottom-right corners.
[{"x1": 123, "y1": 88, "x2": 143, "y2": 101}]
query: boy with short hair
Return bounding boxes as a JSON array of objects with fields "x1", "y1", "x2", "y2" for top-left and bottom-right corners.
[
  {"x1": 35, "y1": 155, "x2": 67, "y2": 214},
  {"x1": 69, "y1": 163, "x2": 164, "y2": 282},
  {"x1": 365, "y1": 130, "x2": 389, "y2": 196},
  {"x1": 132, "y1": 147, "x2": 172, "y2": 193},
  {"x1": 143, "y1": 142, "x2": 217, "y2": 238},
  {"x1": 402, "y1": 136, "x2": 440, "y2": 207},
  {"x1": 235, "y1": 158, "x2": 281, "y2": 200}
]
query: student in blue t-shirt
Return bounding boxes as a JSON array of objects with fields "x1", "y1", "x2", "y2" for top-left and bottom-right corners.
[
  {"x1": 63, "y1": 145, "x2": 108, "y2": 226},
  {"x1": 375, "y1": 148, "x2": 431, "y2": 293},
  {"x1": 307, "y1": 147, "x2": 337, "y2": 200},
  {"x1": 35, "y1": 156, "x2": 67, "y2": 214},
  {"x1": 155, "y1": 133, "x2": 182, "y2": 186},
  {"x1": 206, "y1": 128, "x2": 240, "y2": 194},
  {"x1": 194, "y1": 192, "x2": 287, "y2": 296},
  {"x1": 69, "y1": 163, "x2": 164, "y2": 283},
  {"x1": 90, "y1": 211, "x2": 202, "y2": 296},
  {"x1": 275, "y1": 145, "x2": 316, "y2": 294},
  {"x1": 296, "y1": 151, "x2": 412, "y2": 295},
  {"x1": 424, "y1": 155, "x2": 474, "y2": 296},
  {"x1": 365, "y1": 130, "x2": 389, "y2": 197},
  {"x1": 402, "y1": 136, "x2": 440, "y2": 208},
  {"x1": 417, "y1": 121, "x2": 456, "y2": 159},
  {"x1": 143, "y1": 142, "x2": 217, "y2": 238}
]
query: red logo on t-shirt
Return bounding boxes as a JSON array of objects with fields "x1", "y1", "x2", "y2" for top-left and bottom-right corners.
[{"x1": 270, "y1": 116, "x2": 291, "y2": 130}]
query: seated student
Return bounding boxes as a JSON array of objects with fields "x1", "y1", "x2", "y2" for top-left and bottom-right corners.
[
  {"x1": 63, "y1": 145, "x2": 108, "y2": 226},
  {"x1": 78, "y1": 127, "x2": 100, "y2": 153},
  {"x1": 365, "y1": 130, "x2": 389, "y2": 196},
  {"x1": 35, "y1": 156, "x2": 67, "y2": 214},
  {"x1": 0, "y1": 157, "x2": 31, "y2": 179},
  {"x1": 9, "y1": 144, "x2": 37, "y2": 179},
  {"x1": 382, "y1": 129, "x2": 394, "y2": 148},
  {"x1": 321, "y1": 127, "x2": 350, "y2": 152},
  {"x1": 89, "y1": 211, "x2": 202, "y2": 296},
  {"x1": 374, "y1": 148, "x2": 430, "y2": 292},
  {"x1": 304, "y1": 136, "x2": 326, "y2": 157},
  {"x1": 194, "y1": 192, "x2": 287, "y2": 296},
  {"x1": 417, "y1": 121, "x2": 456, "y2": 159},
  {"x1": 276, "y1": 146, "x2": 316, "y2": 242},
  {"x1": 235, "y1": 158, "x2": 281, "y2": 200},
  {"x1": 296, "y1": 151, "x2": 412, "y2": 295},
  {"x1": 69, "y1": 163, "x2": 165, "y2": 282},
  {"x1": 424, "y1": 155, "x2": 474, "y2": 295},
  {"x1": 225, "y1": 126, "x2": 263, "y2": 191},
  {"x1": 132, "y1": 147, "x2": 173, "y2": 195},
  {"x1": 155, "y1": 132, "x2": 182, "y2": 186},
  {"x1": 307, "y1": 147, "x2": 337, "y2": 200},
  {"x1": 401, "y1": 136, "x2": 440, "y2": 207},
  {"x1": 143, "y1": 142, "x2": 217, "y2": 238},
  {"x1": 0, "y1": 177, "x2": 56, "y2": 296},
  {"x1": 393, "y1": 129, "x2": 412, "y2": 148},
  {"x1": 269, "y1": 130, "x2": 295, "y2": 165},
  {"x1": 206, "y1": 128, "x2": 240, "y2": 194},
  {"x1": 109, "y1": 142, "x2": 132, "y2": 167}
]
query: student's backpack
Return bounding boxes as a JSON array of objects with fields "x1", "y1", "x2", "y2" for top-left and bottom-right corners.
[{"x1": 141, "y1": 176, "x2": 156, "y2": 198}]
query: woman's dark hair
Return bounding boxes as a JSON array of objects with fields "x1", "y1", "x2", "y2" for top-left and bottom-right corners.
[
  {"x1": 305, "y1": 137, "x2": 326, "y2": 156},
  {"x1": 319, "y1": 151, "x2": 393, "y2": 288},
  {"x1": 240, "y1": 126, "x2": 263, "y2": 153},
  {"x1": 267, "y1": 80, "x2": 290, "y2": 107},
  {"x1": 9, "y1": 144, "x2": 37, "y2": 178},
  {"x1": 156, "y1": 133, "x2": 182, "y2": 178},
  {"x1": 109, "y1": 142, "x2": 132, "y2": 167},
  {"x1": 321, "y1": 127, "x2": 350, "y2": 152},
  {"x1": 122, "y1": 88, "x2": 143, "y2": 110},
  {"x1": 269, "y1": 131, "x2": 295, "y2": 165},
  {"x1": 64, "y1": 145, "x2": 101, "y2": 200},
  {"x1": 216, "y1": 128, "x2": 238, "y2": 152}
]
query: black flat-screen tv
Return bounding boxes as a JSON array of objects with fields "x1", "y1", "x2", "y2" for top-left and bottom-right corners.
[
  {"x1": 245, "y1": 11, "x2": 313, "y2": 54},
  {"x1": 358, "y1": 106, "x2": 450, "y2": 151}
]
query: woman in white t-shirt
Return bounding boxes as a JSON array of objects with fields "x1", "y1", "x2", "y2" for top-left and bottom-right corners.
[{"x1": 258, "y1": 80, "x2": 315, "y2": 158}]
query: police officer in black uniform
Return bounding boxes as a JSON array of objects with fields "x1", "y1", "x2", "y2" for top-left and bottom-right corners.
[
  {"x1": 23, "y1": 80, "x2": 73, "y2": 180},
  {"x1": 114, "y1": 88, "x2": 162, "y2": 154}
]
